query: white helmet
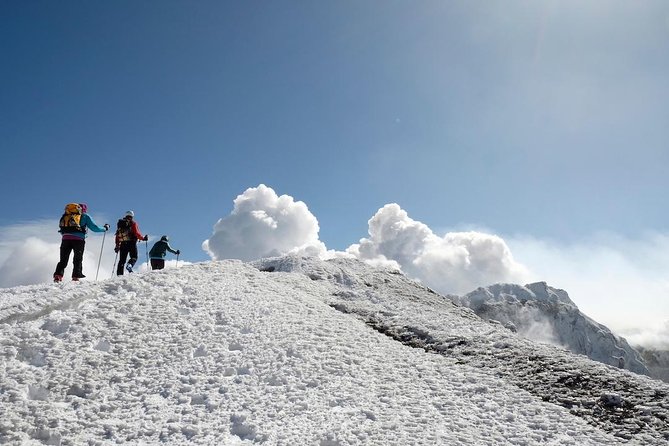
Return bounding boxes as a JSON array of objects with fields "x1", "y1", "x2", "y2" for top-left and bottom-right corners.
[{"x1": 125, "y1": 210, "x2": 135, "y2": 217}]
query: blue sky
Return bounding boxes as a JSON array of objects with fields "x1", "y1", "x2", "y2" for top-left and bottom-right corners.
[{"x1": 2, "y1": 1, "x2": 669, "y2": 345}]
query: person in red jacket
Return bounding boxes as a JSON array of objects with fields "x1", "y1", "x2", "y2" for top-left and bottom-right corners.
[{"x1": 114, "y1": 210, "x2": 148, "y2": 275}]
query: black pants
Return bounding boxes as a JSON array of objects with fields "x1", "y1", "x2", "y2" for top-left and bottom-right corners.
[
  {"x1": 116, "y1": 241, "x2": 138, "y2": 275},
  {"x1": 54, "y1": 239, "x2": 86, "y2": 278},
  {"x1": 150, "y1": 259, "x2": 165, "y2": 270}
]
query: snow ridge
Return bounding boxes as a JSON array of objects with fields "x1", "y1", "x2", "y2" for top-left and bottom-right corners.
[
  {"x1": 0, "y1": 256, "x2": 667, "y2": 445},
  {"x1": 257, "y1": 256, "x2": 669, "y2": 443}
]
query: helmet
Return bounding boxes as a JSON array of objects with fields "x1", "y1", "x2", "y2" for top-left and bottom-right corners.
[
  {"x1": 125, "y1": 210, "x2": 135, "y2": 218},
  {"x1": 79, "y1": 203, "x2": 88, "y2": 213},
  {"x1": 161, "y1": 235, "x2": 169, "y2": 242}
]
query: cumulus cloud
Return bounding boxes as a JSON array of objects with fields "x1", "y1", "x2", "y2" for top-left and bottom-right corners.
[
  {"x1": 347, "y1": 204, "x2": 530, "y2": 294},
  {"x1": 202, "y1": 184, "x2": 328, "y2": 261},
  {"x1": 203, "y1": 187, "x2": 530, "y2": 295}
]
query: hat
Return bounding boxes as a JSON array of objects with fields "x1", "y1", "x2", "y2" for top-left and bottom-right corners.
[
  {"x1": 161, "y1": 235, "x2": 169, "y2": 242},
  {"x1": 79, "y1": 203, "x2": 88, "y2": 213},
  {"x1": 125, "y1": 210, "x2": 135, "y2": 218}
]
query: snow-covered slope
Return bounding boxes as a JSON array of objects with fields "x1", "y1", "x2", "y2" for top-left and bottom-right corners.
[
  {"x1": 638, "y1": 347, "x2": 669, "y2": 383},
  {"x1": 0, "y1": 256, "x2": 667, "y2": 445},
  {"x1": 454, "y1": 282, "x2": 649, "y2": 376}
]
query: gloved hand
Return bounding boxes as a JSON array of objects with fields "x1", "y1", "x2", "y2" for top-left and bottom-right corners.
[
  {"x1": 114, "y1": 246, "x2": 119, "y2": 253},
  {"x1": 104, "y1": 223, "x2": 110, "y2": 231},
  {"x1": 176, "y1": 250, "x2": 180, "y2": 255},
  {"x1": 143, "y1": 235, "x2": 149, "y2": 241}
]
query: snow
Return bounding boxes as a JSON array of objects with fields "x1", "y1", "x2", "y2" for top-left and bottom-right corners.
[
  {"x1": 455, "y1": 282, "x2": 650, "y2": 376},
  {"x1": 1, "y1": 256, "x2": 668, "y2": 445}
]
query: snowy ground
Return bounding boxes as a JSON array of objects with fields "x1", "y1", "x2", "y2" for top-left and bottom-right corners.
[{"x1": 0, "y1": 256, "x2": 667, "y2": 445}]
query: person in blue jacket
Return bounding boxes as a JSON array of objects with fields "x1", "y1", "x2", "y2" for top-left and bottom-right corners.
[
  {"x1": 53, "y1": 203, "x2": 109, "y2": 282},
  {"x1": 149, "y1": 235, "x2": 180, "y2": 270}
]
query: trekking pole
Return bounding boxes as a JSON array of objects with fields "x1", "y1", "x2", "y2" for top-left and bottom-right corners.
[
  {"x1": 145, "y1": 239, "x2": 149, "y2": 272},
  {"x1": 176, "y1": 252, "x2": 179, "y2": 268},
  {"x1": 111, "y1": 252, "x2": 118, "y2": 278},
  {"x1": 95, "y1": 231, "x2": 107, "y2": 281}
]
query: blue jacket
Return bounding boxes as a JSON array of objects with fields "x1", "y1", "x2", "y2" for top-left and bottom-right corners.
[{"x1": 61, "y1": 213, "x2": 106, "y2": 240}]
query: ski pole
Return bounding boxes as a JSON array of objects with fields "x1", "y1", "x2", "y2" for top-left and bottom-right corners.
[
  {"x1": 95, "y1": 231, "x2": 107, "y2": 281},
  {"x1": 176, "y1": 252, "x2": 179, "y2": 268},
  {"x1": 111, "y1": 251, "x2": 118, "y2": 278},
  {"x1": 145, "y1": 239, "x2": 149, "y2": 272}
]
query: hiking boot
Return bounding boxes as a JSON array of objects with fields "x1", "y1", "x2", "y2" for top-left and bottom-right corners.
[
  {"x1": 72, "y1": 277, "x2": 79, "y2": 282},
  {"x1": 53, "y1": 275, "x2": 63, "y2": 283},
  {"x1": 125, "y1": 263, "x2": 133, "y2": 273}
]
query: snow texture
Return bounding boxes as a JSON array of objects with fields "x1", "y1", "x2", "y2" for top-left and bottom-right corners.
[{"x1": 0, "y1": 256, "x2": 667, "y2": 445}]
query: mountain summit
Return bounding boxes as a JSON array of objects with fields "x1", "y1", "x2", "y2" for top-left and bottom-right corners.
[
  {"x1": 454, "y1": 282, "x2": 649, "y2": 375},
  {"x1": 0, "y1": 256, "x2": 667, "y2": 444}
]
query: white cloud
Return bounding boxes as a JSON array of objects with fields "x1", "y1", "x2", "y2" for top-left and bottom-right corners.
[
  {"x1": 0, "y1": 236, "x2": 59, "y2": 287},
  {"x1": 202, "y1": 188, "x2": 529, "y2": 295},
  {"x1": 0, "y1": 221, "x2": 66, "y2": 287},
  {"x1": 624, "y1": 321, "x2": 669, "y2": 351},
  {"x1": 0, "y1": 219, "x2": 59, "y2": 266},
  {"x1": 347, "y1": 204, "x2": 530, "y2": 295},
  {"x1": 202, "y1": 184, "x2": 327, "y2": 261}
]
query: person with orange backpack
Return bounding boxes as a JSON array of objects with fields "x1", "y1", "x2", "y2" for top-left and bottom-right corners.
[
  {"x1": 53, "y1": 203, "x2": 109, "y2": 282},
  {"x1": 114, "y1": 210, "x2": 148, "y2": 275}
]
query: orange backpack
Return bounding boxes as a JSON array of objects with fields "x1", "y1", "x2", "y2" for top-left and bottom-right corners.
[{"x1": 59, "y1": 203, "x2": 84, "y2": 233}]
